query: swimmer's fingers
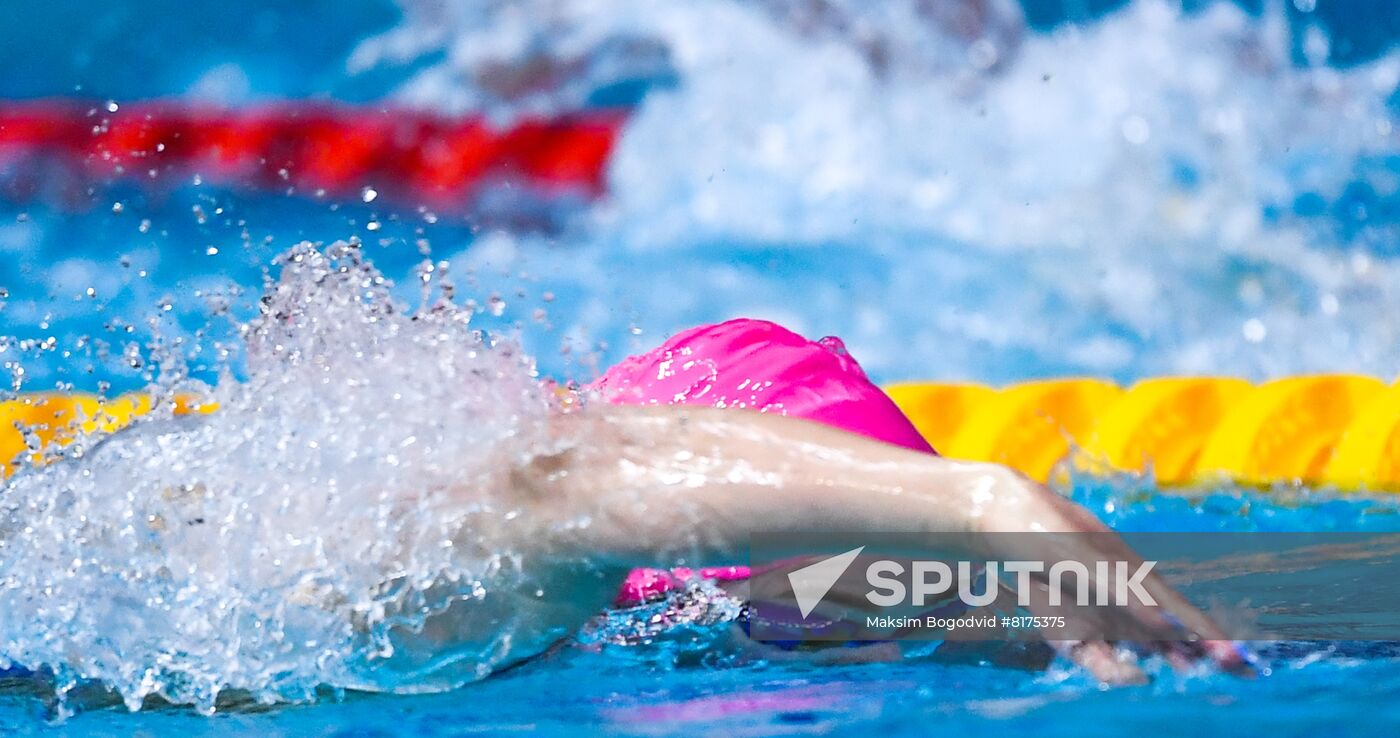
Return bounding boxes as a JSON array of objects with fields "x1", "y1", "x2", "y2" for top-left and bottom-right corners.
[
  {"x1": 1130, "y1": 572, "x2": 1256, "y2": 676},
  {"x1": 1052, "y1": 641, "x2": 1146, "y2": 685},
  {"x1": 1053, "y1": 639, "x2": 1243, "y2": 685},
  {"x1": 1104, "y1": 574, "x2": 1251, "y2": 675},
  {"x1": 988, "y1": 483, "x2": 1254, "y2": 677},
  {"x1": 1037, "y1": 620, "x2": 1207, "y2": 683},
  {"x1": 1039, "y1": 520, "x2": 1255, "y2": 676},
  {"x1": 1023, "y1": 558, "x2": 1253, "y2": 679},
  {"x1": 1153, "y1": 634, "x2": 1255, "y2": 676},
  {"x1": 1022, "y1": 589, "x2": 1145, "y2": 684}
]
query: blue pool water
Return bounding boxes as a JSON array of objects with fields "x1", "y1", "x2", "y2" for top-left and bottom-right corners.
[
  {"x1": 9, "y1": 641, "x2": 1400, "y2": 737},
  {"x1": 5, "y1": 0, "x2": 1400, "y2": 734},
  {"x1": 5, "y1": 483, "x2": 1400, "y2": 736}
]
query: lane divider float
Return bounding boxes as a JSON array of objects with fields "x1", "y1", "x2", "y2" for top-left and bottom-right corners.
[
  {"x1": 0, "y1": 101, "x2": 624, "y2": 205},
  {"x1": 3, "y1": 375, "x2": 1398, "y2": 492},
  {"x1": 0, "y1": 393, "x2": 216, "y2": 476},
  {"x1": 889, "y1": 374, "x2": 1400, "y2": 491}
]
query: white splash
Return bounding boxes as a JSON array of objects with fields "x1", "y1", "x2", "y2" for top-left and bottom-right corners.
[
  {"x1": 356, "y1": 0, "x2": 1400, "y2": 381},
  {"x1": 0, "y1": 243, "x2": 561, "y2": 712}
]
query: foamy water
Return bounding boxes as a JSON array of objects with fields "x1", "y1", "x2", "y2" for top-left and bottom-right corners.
[
  {"x1": 0, "y1": 244, "x2": 571, "y2": 711},
  {"x1": 354, "y1": 0, "x2": 1400, "y2": 381},
  {"x1": 7, "y1": 2, "x2": 1399, "y2": 384}
]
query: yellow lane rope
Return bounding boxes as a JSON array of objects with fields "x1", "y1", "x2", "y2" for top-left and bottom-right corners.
[
  {"x1": 0, "y1": 393, "x2": 216, "y2": 476},
  {"x1": 3, "y1": 376, "x2": 1398, "y2": 491},
  {"x1": 888, "y1": 375, "x2": 1400, "y2": 491}
]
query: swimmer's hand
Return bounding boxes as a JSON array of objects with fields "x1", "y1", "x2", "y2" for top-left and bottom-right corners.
[{"x1": 979, "y1": 473, "x2": 1255, "y2": 684}]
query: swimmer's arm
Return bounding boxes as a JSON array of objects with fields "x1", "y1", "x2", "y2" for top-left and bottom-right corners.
[
  {"x1": 510, "y1": 405, "x2": 1247, "y2": 682},
  {"x1": 522, "y1": 405, "x2": 1096, "y2": 553},
  {"x1": 521, "y1": 405, "x2": 1009, "y2": 548}
]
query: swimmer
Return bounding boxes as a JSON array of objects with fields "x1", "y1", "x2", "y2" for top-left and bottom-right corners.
[
  {"x1": 5, "y1": 315, "x2": 1248, "y2": 695},
  {"x1": 499, "y1": 319, "x2": 1249, "y2": 684}
]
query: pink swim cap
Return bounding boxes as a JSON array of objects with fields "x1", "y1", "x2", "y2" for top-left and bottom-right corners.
[
  {"x1": 589, "y1": 318, "x2": 934, "y2": 455},
  {"x1": 591, "y1": 318, "x2": 935, "y2": 606}
]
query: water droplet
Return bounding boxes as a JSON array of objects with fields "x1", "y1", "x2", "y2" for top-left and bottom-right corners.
[
  {"x1": 1242, "y1": 318, "x2": 1267, "y2": 343},
  {"x1": 968, "y1": 39, "x2": 998, "y2": 70},
  {"x1": 1320, "y1": 294, "x2": 1340, "y2": 315},
  {"x1": 361, "y1": 187, "x2": 379, "y2": 203},
  {"x1": 1121, "y1": 115, "x2": 1150, "y2": 145}
]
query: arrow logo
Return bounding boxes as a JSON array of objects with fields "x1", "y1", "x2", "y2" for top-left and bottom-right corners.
[{"x1": 788, "y1": 546, "x2": 865, "y2": 618}]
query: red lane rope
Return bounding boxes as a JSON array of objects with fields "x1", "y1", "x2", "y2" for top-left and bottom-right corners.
[{"x1": 0, "y1": 101, "x2": 626, "y2": 204}]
